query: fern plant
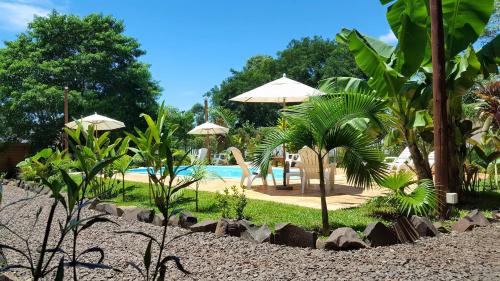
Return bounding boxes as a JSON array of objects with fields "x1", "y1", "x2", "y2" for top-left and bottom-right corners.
[{"x1": 378, "y1": 171, "x2": 438, "y2": 217}]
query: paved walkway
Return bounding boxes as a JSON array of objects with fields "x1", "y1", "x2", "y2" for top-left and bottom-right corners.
[{"x1": 123, "y1": 167, "x2": 385, "y2": 210}]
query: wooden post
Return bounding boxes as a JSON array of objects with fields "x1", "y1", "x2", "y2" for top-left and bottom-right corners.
[
  {"x1": 429, "y1": 0, "x2": 449, "y2": 218},
  {"x1": 282, "y1": 98, "x2": 287, "y2": 186},
  {"x1": 64, "y1": 86, "x2": 69, "y2": 150},
  {"x1": 204, "y1": 97, "x2": 211, "y2": 163}
]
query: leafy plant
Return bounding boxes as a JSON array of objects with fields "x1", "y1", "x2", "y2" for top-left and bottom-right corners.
[
  {"x1": 1, "y1": 139, "x2": 119, "y2": 280},
  {"x1": 254, "y1": 89, "x2": 387, "y2": 235},
  {"x1": 215, "y1": 187, "x2": 231, "y2": 218},
  {"x1": 123, "y1": 103, "x2": 207, "y2": 280},
  {"x1": 113, "y1": 137, "x2": 134, "y2": 201},
  {"x1": 215, "y1": 186, "x2": 248, "y2": 220},
  {"x1": 377, "y1": 171, "x2": 438, "y2": 217},
  {"x1": 232, "y1": 186, "x2": 248, "y2": 220}
]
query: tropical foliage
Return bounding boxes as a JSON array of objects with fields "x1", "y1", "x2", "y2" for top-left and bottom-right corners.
[{"x1": 254, "y1": 87, "x2": 387, "y2": 235}]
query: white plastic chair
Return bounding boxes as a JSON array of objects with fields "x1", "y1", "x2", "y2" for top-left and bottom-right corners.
[
  {"x1": 229, "y1": 147, "x2": 276, "y2": 188},
  {"x1": 385, "y1": 147, "x2": 412, "y2": 172},
  {"x1": 295, "y1": 146, "x2": 336, "y2": 194},
  {"x1": 212, "y1": 153, "x2": 228, "y2": 165},
  {"x1": 191, "y1": 148, "x2": 208, "y2": 164}
]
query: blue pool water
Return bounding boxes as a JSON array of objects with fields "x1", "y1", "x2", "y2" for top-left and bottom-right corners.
[{"x1": 127, "y1": 165, "x2": 292, "y2": 179}]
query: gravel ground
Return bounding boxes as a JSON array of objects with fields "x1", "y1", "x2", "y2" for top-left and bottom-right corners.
[{"x1": 1, "y1": 185, "x2": 499, "y2": 281}]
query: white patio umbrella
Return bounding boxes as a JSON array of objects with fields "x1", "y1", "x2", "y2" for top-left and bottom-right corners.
[
  {"x1": 230, "y1": 73, "x2": 325, "y2": 186},
  {"x1": 65, "y1": 113, "x2": 125, "y2": 131},
  {"x1": 188, "y1": 122, "x2": 229, "y2": 135}
]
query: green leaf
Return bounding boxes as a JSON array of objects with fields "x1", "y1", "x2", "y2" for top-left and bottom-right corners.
[
  {"x1": 143, "y1": 239, "x2": 152, "y2": 272},
  {"x1": 54, "y1": 258, "x2": 64, "y2": 281},
  {"x1": 413, "y1": 110, "x2": 433, "y2": 128},
  {"x1": 476, "y1": 35, "x2": 500, "y2": 76},
  {"x1": 442, "y1": 0, "x2": 494, "y2": 58},
  {"x1": 59, "y1": 168, "x2": 80, "y2": 213}
]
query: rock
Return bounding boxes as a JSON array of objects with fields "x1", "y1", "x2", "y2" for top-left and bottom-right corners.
[
  {"x1": 315, "y1": 238, "x2": 327, "y2": 250},
  {"x1": 363, "y1": 222, "x2": 398, "y2": 247},
  {"x1": 121, "y1": 207, "x2": 155, "y2": 223},
  {"x1": 88, "y1": 198, "x2": 101, "y2": 210},
  {"x1": 215, "y1": 218, "x2": 242, "y2": 237},
  {"x1": 152, "y1": 214, "x2": 165, "y2": 227},
  {"x1": 95, "y1": 203, "x2": 123, "y2": 217},
  {"x1": 190, "y1": 220, "x2": 218, "y2": 233},
  {"x1": 433, "y1": 222, "x2": 449, "y2": 233},
  {"x1": 272, "y1": 223, "x2": 317, "y2": 248},
  {"x1": 492, "y1": 210, "x2": 500, "y2": 221},
  {"x1": 167, "y1": 215, "x2": 179, "y2": 227},
  {"x1": 178, "y1": 211, "x2": 198, "y2": 228},
  {"x1": 452, "y1": 218, "x2": 476, "y2": 233},
  {"x1": 326, "y1": 227, "x2": 367, "y2": 250},
  {"x1": 411, "y1": 215, "x2": 439, "y2": 237},
  {"x1": 0, "y1": 272, "x2": 20, "y2": 281},
  {"x1": 465, "y1": 209, "x2": 490, "y2": 227},
  {"x1": 241, "y1": 224, "x2": 272, "y2": 243},
  {"x1": 390, "y1": 217, "x2": 420, "y2": 243}
]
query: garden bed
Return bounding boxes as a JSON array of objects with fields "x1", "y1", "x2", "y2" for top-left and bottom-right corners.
[{"x1": 1, "y1": 185, "x2": 499, "y2": 280}]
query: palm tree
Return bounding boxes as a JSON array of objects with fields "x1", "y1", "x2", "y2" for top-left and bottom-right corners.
[{"x1": 253, "y1": 86, "x2": 387, "y2": 235}]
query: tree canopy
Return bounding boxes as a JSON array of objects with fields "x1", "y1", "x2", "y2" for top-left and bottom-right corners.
[
  {"x1": 0, "y1": 12, "x2": 160, "y2": 149},
  {"x1": 206, "y1": 36, "x2": 365, "y2": 127}
]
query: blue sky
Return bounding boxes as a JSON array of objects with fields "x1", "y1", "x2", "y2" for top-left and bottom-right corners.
[{"x1": 0, "y1": 0, "x2": 396, "y2": 110}]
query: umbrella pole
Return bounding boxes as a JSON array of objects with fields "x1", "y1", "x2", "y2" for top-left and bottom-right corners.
[
  {"x1": 282, "y1": 98, "x2": 287, "y2": 187},
  {"x1": 205, "y1": 98, "x2": 211, "y2": 163}
]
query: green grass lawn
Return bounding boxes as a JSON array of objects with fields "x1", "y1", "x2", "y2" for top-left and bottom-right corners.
[
  {"x1": 97, "y1": 179, "x2": 388, "y2": 232},
  {"x1": 79, "y1": 176, "x2": 499, "y2": 233}
]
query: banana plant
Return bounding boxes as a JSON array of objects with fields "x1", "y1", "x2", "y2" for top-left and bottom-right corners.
[
  {"x1": 334, "y1": 0, "x2": 498, "y2": 192},
  {"x1": 113, "y1": 136, "x2": 133, "y2": 201}
]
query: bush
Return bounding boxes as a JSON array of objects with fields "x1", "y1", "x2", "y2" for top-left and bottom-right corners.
[{"x1": 215, "y1": 185, "x2": 248, "y2": 220}]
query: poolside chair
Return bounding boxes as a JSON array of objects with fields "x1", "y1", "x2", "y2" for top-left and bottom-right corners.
[
  {"x1": 229, "y1": 147, "x2": 276, "y2": 188},
  {"x1": 295, "y1": 146, "x2": 336, "y2": 194},
  {"x1": 428, "y1": 151, "x2": 435, "y2": 168},
  {"x1": 191, "y1": 148, "x2": 208, "y2": 164},
  {"x1": 212, "y1": 152, "x2": 229, "y2": 165},
  {"x1": 384, "y1": 147, "x2": 412, "y2": 172}
]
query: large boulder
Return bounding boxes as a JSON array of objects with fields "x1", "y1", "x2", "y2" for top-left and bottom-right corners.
[
  {"x1": 325, "y1": 227, "x2": 367, "y2": 250},
  {"x1": 190, "y1": 220, "x2": 218, "y2": 233},
  {"x1": 241, "y1": 224, "x2": 272, "y2": 243},
  {"x1": 411, "y1": 215, "x2": 439, "y2": 237},
  {"x1": 465, "y1": 209, "x2": 490, "y2": 227},
  {"x1": 272, "y1": 223, "x2": 317, "y2": 248},
  {"x1": 452, "y1": 218, "x2": 476, "y2": 233},
  {"x1": 95, "y1": 203, "x2": 123, "y2": 217},
  {"x1": 363, "y1": 222, "x2": 398, "y2": 247}
]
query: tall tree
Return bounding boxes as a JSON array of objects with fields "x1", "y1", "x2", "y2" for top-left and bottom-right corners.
[
  {"x1": 0, "y1": 12, "x2": 160, "y2": 149},
  {"x1": 207, "y1": 36, "x2": 364, "y2": 127}
]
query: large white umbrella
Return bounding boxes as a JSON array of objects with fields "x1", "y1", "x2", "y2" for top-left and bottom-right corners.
[
  {"x1": 230, "y1": 74, "x2": 325, "y2": 186},
  {"x1": 65, "y1": 113, "x2": 125, "y2": 131},
  {"x1": 188, "y1": 122, "x2": 229, "y2": 135},
  {"x1": 229, "y1": 74, "x2": 324, "y2": 103}
]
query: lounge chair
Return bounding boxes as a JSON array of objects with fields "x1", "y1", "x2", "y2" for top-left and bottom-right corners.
[
  {"x1": 385, "y1": 147, "x2": 412, "y2": 172},
  {"x1": 191, "y1": 148, "x2": 208, "y2": 164},
  {"x1": 212, "y1": 152, "x2": 229, "y2": 165},
  {"x1": 295, "y1": 146, "x2": 336, "y2": 194},
  {"x1": 229, "y1": 147, "x2": 276, "y2": 188}
]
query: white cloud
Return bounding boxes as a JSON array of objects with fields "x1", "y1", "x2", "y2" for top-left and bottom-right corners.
[
  {"x1": 0, "y1": 0, "x2": 53, "y2": 31},
  {"x1": 378, "y1": 30, "x2": 398, "y2": 44}
]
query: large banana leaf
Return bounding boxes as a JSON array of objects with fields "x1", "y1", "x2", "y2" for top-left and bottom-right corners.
[
  {"x1": 476, "y1": 35, "x2": 500, "y2": 76},
  {"x1": 336, "y1": 29, "x2": 405, "y2": 97},
  {"x1": 442, "y1": 0, "x2": 494, "y2": 59},
  {"x1": 448, "y1": 46, "x2": 481, "y2": 98}
]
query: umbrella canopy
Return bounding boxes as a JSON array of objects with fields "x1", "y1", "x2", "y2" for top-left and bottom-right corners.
[
  {"x1": 229, "y1": 74, "x2": 324, "y2": 103},
  {"x1": 65, "y1": 113, "x2": 125, "y2": 131},
  {"x1": 188, "y1": 122, "x2": 229, "y2": 135}
]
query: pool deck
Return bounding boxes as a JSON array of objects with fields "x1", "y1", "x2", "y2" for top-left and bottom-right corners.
[{"x1": 124, "y1": 166, "x2": 385, "y2": 210}]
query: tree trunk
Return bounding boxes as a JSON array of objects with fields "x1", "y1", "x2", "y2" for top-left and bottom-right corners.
[
  {"x1": 317, "y1": 152, "x2": 329, "y2": 236},
  {"x1": 404, "y1": 129, "x2": 433, "y2": 180}
]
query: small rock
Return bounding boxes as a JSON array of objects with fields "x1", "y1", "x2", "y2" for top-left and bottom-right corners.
[
  {"x1": 215, "y1": 218, "x2": 242, "y2": 237},
  {"x1": 152, "y1": 214, "x2": 165, "y2": 227},
  {"x1": 95, "y1": 203, "x2": 123, "y2": 217},
  {"x1": 88, "y1": 198, "x2": 101, "y2": 210},
  {"x1": 241, "y1": 224, "x2": 272, "y2": 243},
  {"x1": 315, "y1": 238, "x2": 327, "y2": 250},
  {"x1": 167, "y1": 215, "x2": 179, "y2": 227},
  {"x1": 178, "y1": 211, "x2": 198, "y2": 228},
  {"x1": 272, "y1": 223, "x2": 317, "y2": 248},
  {"x1": 363, "y1": 222, "x2": 398, "y2": 247},
  {"x1": 326, "y1": 227, "x2": 367, "y2": 250},
  {"x1": 452, "y1": 218, "x2": 475, "y2": 233},
  {"x1": 190, "y1": 220, "x2": 218, "y2": 233},
  {"x1": 465, "y1": 209, "x2": 490, "y2": 227},
  {"x1": 0, "y1": 272, "x2": 21, "y2": 281},
  {"x1": 492, "y1": 210, "x2": 500, "y2": 221},
  {"x1": 411, "y1": 215, "x2": 439, "y2": 237},
  {"x1": 390, "y1": 217, "x2": 420, "y2": 243}
]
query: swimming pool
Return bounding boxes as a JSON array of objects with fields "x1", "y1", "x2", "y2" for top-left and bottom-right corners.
[{"x1": 127, "y1": 165, "x2": 295, "y2": 179}]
